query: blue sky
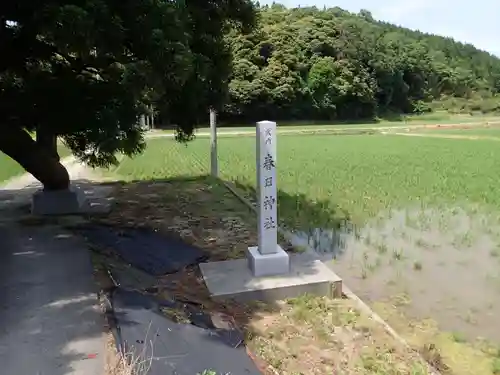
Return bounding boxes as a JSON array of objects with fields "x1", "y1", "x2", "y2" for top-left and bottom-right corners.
[{"x1": 259, "y1": 0, "x2": 500, "y2": 57}]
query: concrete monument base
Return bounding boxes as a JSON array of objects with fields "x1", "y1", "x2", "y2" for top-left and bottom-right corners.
[
  {"x1": 31, "y1": 187, "x2": 86, "y2": 216},
  {"x1": 247, "y1": 245, "x2": 290, "y2": 277},
  {"x1": 199, "y1": 252, "x2": 342, "y2": 303}
]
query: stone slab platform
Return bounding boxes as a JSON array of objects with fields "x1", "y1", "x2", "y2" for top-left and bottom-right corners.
[{"x1": 199, "y1": 252, "x2": 342, "y2": 303}]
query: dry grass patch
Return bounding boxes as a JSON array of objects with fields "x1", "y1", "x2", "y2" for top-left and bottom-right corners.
[
  {"x1": 248, "y1": 295, "x2": 431, "y2": 375},
  {"x1": 105, "y1": 331, "x2": 150, "y2": 375}
]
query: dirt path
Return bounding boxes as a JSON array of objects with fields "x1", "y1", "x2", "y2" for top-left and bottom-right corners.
[
  {"x1": 146, "y1": 120, "x2": 500, "y2": 140},
  {"x1": 0, "y1": 158, "x2": 110, "y2": 217},
  {"x1": 382, "y1": 131, "x2": 500, "y2": 141},
  {"x1": 146, "y1": 128, "x2": 371, "y2": 139},
  {"x1": 0, "y1": 155, "x2": 101, "y2": 191}
]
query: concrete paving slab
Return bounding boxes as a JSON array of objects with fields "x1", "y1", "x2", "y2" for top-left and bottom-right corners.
[
  {"x1": 200, "y1": 252, "x2": 342, "y2": 303},
  {"x1": 0, "y1": 224, "x2": 105, "y2": 375}
]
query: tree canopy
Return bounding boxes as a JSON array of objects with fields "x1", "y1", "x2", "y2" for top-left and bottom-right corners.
[
  {"x1": 221, "y1": 4, "x2": 500, "y2": 122},
  {"x1": 0, "y1": 0, "x2": 256, "y2": 189},
  {"x1": 2, "y1": 2, "x2": 500, "y2": 189}
]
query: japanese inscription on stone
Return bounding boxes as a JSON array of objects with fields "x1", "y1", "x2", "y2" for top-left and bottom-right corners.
[{"x1": 256, "y1": 121, "x2": 278, "y2": 255}]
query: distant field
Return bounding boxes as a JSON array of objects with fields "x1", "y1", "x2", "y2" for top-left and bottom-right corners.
[
  {"x1": 114, "y1": 133, "x2": 500, "y2": 375},
  {"x1": 125, "y1": 135, "x2": 500, "y2": 224},
  {"x1": 153, "y1": 113, "x2": 500, "y2": 135},
  {"x1": 415, "y1": 126, "x2": 500, "y2": 137},
  {"x1": 215, "y1": 113, "x2": 500, "y2": 131}
]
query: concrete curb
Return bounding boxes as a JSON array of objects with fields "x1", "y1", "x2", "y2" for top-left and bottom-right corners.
[
  {"x1": 220, "y1": 179, "x2": 441, "y2": 375},
  {"x1": 384, "y1": 131, "x2": 500, "y2": 141}
]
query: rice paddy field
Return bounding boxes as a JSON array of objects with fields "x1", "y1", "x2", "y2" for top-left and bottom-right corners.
[{"x1": 113, "y1": 127, "x2": 500, "y2": 374}]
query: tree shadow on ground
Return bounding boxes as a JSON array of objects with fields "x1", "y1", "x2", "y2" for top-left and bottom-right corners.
[
  {"x1": 75, "y1": 175, "x2": 283, "y2": 373},
  {"x1": 87, "y1": 174, "x2": 354, "y2": 319},
  {"x1": 0, "y1": 177, "x2": 115, "y2": 222},
  {"x1": 0, "y1": 177, "x2": 127, "y2": 375},
  {"x1": 74, "y1": 173, "x2": 500, "y2": 375},
  {"x1": 0, "y1": 173, "x2": 353, "y2": 374},
  {"x1": 0, "y1": 223, "x2": 105, "y2": 375},
  {"x1": 227, "y1": 178, "x2": 351, "y2": 230},
  {"x1": 93, "y1": 173, "x2": 355, "y2": 258},
  {"x1": 227, "y1": 178, "x2": 356, "y2": 261}
]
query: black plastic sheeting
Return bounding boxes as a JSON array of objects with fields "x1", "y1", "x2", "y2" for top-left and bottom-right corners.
[
  {"x1": 110, "y1": 288, "x2": 262, "y2": 375},
  {"x1": 107, "y1": 257, "x2": 158, "y2": 290},
  {"x1": 78, "y1": 225, "x2": 207, "y2": 276}
]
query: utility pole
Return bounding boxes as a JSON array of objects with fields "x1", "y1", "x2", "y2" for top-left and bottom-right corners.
[
  {"x1": 139, "y1": 115, "x2": 146, "y2": 130},
  {"x1": 209, "y1": 108, "x2": 218, "y2": 177},
  {"x1": 150, "y1": 105, "x2": 154, "y2": 130}
]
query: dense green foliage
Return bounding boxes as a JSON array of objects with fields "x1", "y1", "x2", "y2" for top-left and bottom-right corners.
[
  {"x1": 2, "y1": 0, "x2": 500, "y2": 177},
  {"x1": 0, "y1": 0, "x2": 255, "y2": 167},
  {"x1": 221, "y1": 4, "x2": 500, "y2": 123}
]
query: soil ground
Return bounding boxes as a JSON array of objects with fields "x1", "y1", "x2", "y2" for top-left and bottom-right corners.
[{"x1": 91, "y1": 175, "x2": 436, "y2": 375}]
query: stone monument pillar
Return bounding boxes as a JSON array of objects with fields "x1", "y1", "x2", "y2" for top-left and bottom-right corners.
[{"x1": 246, "y1": 121, "x2": 290, "y2": 277}]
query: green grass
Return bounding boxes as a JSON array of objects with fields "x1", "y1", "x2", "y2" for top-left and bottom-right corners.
[
  {"x1": 0, "y1": 152, "x2": 25, "y2": 183},
  {"x1": 116, "y1": 134, "x2": 500, "y2": 227}
]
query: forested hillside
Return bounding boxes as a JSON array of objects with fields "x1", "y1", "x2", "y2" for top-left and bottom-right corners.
[{"x1": 220, "y1": 4, "x2": 500, "y2": 122}]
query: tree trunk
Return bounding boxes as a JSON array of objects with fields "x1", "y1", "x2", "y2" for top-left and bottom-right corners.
[
  {"x1": 36, "y1": 127, "x2": 60, "y2": 162},
  {"x1": 0, "y1": 126, "x2": 70, "y2": 190}
]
